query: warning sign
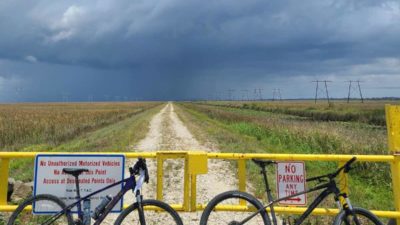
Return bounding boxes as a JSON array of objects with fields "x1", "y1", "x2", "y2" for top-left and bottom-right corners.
[
  {"x1": 276, "y1": 161, "x2": 307, "y2": 205},
  {"x1": 34, "y1": 154, "x2": 125, "y2": 213}
]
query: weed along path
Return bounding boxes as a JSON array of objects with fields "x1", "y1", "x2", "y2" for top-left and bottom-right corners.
[{"x1": 132, "y1": 102, "x2": 240, "y2": 224}]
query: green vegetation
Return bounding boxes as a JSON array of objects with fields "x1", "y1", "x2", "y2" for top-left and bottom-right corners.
[
  {"x1": 176, "y1": 102, "x2": 394, "y2": 212},
  {"x1": 200, "y1": 100, "x2": 400, "y2": 126}
]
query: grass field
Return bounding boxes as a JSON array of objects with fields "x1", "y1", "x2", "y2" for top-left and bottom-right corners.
[
  {"x1": 0, "y1": 102, "x2": 161, "y2": 151},
  {"x1": 176, "y1": 101, "x2": 396, "y2": 213},
  {"x1": 0, "y1": 102, "x2": 164, "y2": 181},
  {"x1": 200, "y1": 100, "x2": 399, "y2": 126}
]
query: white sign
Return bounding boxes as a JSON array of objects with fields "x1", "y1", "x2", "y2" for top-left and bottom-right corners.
[
  {"x1": 34, "y1": 154, "x2": 125, "y2": 214},
  {"x1": 276, "y1": 161, "x2": 307, "y2": 205}
]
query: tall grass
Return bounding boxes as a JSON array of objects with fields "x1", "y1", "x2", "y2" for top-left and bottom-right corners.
[
  {"x1": 0, "y1": 102, "x2": 160, "y2": 151},
  {"x1": 199, "y1": 100, "x2": 398, "y2": 126}
]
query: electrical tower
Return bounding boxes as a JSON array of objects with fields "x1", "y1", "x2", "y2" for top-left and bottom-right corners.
[
  {"x1": 346, "y1": 80, "x2": 364, "y2": 103},
  {"x1": 312, "y1": 80, "x2": 332, "y2": 104},
  {"x1": 272, "y1": 88, "x2": 282, "y2": 101},
  {"x1": 253, "y1": 88, "x2": 263, "y2": 101}
]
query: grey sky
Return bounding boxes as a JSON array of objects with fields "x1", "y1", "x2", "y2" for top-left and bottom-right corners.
[{"x1": 1, "y1": 0, "x2": 400, "y2": 101}]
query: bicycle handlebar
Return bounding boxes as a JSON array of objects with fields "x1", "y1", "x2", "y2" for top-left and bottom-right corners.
[
  {"x1": 306, "y1": 157, "x2": 357, "y2": 183},
  {"x1": 129, "y1": 158, "x2": 149, "y2": 183}
]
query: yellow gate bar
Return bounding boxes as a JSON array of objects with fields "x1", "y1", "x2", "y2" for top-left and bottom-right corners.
[
  {"x1": 207, "y1": 153, "x2": 394, "y2": 162},
  {"x1": 195, "y1": 204, "x2": 400, "y2": 218},
  {"x1": 0, "y1": 152, "x2": 158, "y2": 159}
]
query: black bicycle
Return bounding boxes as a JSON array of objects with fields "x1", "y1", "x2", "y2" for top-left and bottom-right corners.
[
  {"x1": 200, "y1": 157, "x2": 383, "y2": 225},
  {"x1": 8, "y1": 158, "x2": 183, "y2": 225}
]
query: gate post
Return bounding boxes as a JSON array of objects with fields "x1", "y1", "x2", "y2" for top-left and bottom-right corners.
[
  {"x1": 0, "y1": 158, "x2": 9, "y2": 205},
  {"x1": 186, "y1": 151, "x2": 208, "y2": 211},
  {"x1": 385, "y1": 105, "x2": 400, "y2": 224}
]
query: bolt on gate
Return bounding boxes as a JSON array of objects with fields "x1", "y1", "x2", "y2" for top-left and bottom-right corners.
[{"x1": 0, "y1": 105, "x2": 399, "y2": 224}]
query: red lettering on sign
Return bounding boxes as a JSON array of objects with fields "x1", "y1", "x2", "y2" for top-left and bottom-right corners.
[{"x1": 285, "y1": 164, "x2": 296, "y2": 173}]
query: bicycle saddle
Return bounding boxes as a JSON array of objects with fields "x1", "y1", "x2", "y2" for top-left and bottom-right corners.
[
  {"x1": 251, "y1": 159, "x2": 276, "y2": 168},
  {"x1": 63, "y1": 168, "x2": 89, "y2": 177}
]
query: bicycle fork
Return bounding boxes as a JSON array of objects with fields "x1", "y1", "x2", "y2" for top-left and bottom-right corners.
[
  {"x1": 136, "y1": 191, "x2": 147, "y2": 225},
  {"x1": 336, "y1": 194, "x2": 361, "y2": 225}
]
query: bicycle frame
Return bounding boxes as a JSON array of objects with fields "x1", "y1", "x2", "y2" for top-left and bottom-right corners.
[
  {"x1": 40, "y1": 172, "x2": 139, "y2": 225},
  {"x1": 238, "y1": 177, "x2": 344, "y2": 225}
]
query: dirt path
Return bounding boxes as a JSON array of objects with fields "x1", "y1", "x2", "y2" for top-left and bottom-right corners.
[
  {"x1": 98, "y1": 102, "x2": 272, "y2": 225},
  {"x1": 132, "y1": 102, "x2": 238, "y2": 224}
]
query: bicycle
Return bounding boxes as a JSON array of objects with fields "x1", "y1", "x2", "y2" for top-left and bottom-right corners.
[
  {"x1": 200, "y1": 157, "x2": 384, "y2": 225},
  {"x1": 8, "y1": 158, "x2": 183, "y2": 225}
]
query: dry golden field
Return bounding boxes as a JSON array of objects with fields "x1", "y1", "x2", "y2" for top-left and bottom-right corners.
[{"x1": 0, "y1": 102, "x2": 160, "y2": 151}]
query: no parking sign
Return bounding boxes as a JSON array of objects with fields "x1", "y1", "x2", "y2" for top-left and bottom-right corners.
[{"x1": 276, "y1": 161, "x2": 307, "y2": 205}]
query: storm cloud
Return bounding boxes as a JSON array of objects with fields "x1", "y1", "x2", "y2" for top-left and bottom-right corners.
[{"x1": 0, "y1": 0, "x2": 400, "y2": 101}]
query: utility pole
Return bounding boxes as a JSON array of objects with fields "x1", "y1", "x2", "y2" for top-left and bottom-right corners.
[
  {"x1": 357, "y1": 80, "x2": 364, "y2": 103},
  {"x1": 258, "y1": 88, "x2": 263, "y2": 101},
  {"x1": 253, "y1": 88, "x2": 262, "y2": 101},
  {"x1": 273, "y1": 88, "x2": 282, "y2": 101},
  {"x1": 312, "y1": 80, "x2": 332, "y2": 104},
  {"x1": 346, "y1": 80, "x2": 364, "y2": 103},
  {"x1": 324, "y1": 80, "x2": 330, "y2": 104},
  {"x1": 347, "y1": 81, "x2": 352, "y2": 103},
  {"x1": 314, "y1": 81, "x2": 319, "y2": 104}
]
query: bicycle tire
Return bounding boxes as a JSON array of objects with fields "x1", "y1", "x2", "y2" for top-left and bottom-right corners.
[
  {"x1": 114, "y1": 199, "x2": 183, "y2": 225},
  {"x1": 7, "y1": 194, "x2": 73, "y2": 225},
  {"x1": 333, "y1": 207, "x2": 384, "y2": 225},
  {"x1": 200, "y1": 190, "x2": 271, "y2": 225}
]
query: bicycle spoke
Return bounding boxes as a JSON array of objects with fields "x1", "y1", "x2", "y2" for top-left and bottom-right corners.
[
  {"x1": 339, "y1": 213, "x2": 380, "y2": 225},
  {"x1": 117, "y1": 204, "x2": 179, "y2": 225},
  {"x1": 8, "y1": 195, "x2": 72, "y2": 225}
]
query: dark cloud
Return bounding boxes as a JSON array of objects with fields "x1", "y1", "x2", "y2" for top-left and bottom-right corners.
[{"x1": 0, "y1": 0, "x2": 399, "y2": 101}]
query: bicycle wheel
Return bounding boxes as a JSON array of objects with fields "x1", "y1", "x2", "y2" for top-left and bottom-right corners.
[
  {"x1": 200, "y1": 190, "x2": 270, "y2": 225},
  {"x1": 333, "y1": 207, "x2": 384, "y2": 225},
  {"x1": 114, "y1": 199, "x2": 183, "y2": 225},
  {"x1": 7, "y1": 194, "x2": 73, "y2": 225}
]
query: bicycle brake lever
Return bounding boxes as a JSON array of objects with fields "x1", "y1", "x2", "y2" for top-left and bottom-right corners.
[{"x1": 144, "y1": 168, "x2": 149, "y2": 183}]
